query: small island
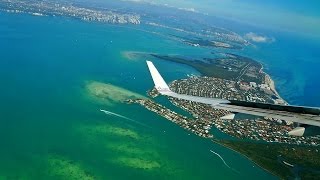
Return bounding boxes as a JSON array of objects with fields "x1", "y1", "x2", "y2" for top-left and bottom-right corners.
[{"x1": 170, "y1": 35, "x2": 244, "y2": 50}]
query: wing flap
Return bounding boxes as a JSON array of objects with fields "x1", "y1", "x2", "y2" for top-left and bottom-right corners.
[{"x1": 213, "y1": 103, "x2": 320, "y2": 127}]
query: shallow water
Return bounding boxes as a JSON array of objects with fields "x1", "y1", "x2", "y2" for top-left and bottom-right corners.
[{"x1": 0, "y1": 12, "x2": 277, "y2": 179}]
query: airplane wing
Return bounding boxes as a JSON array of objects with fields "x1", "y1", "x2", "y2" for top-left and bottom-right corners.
[
  {"x1": 146, "y1": 61, "x2": 230, "y2": 105},
  {"x1": 146, "y1": 61, "x2": 320, "y2": 136}
]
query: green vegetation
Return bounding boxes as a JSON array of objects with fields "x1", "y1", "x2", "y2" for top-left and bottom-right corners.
[
  {"x1": 111, "y1": 157, "x2": 161, "y2": 170},
  {"x1": 216, "y1": 140, "x2": 320, "y2": 179},
  {"x1": 170, "y1": 35, "x2": 243, "y2": 50},
  {"x1": 74, "y1": 122, "x2": 174, "y2": 173},
  {"x1": 151, "y1": 53, "x2": 264, "y2": 83},
  {"x1": 46, "y1": 155, "x2": 95, "y2": 180},
  {"x1": 105, "y1": 142, "x2": 160, "y2": 157},
  {"x1": 77, "y1": 124, "x2": 141, "y2": 140},
  {"x1": 122, "y1": 51, "x2": 149, "y2": 61}
]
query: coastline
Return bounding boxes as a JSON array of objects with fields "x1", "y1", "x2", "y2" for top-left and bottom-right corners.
[
  {"x1": 211, "y1": 139, "x2": 279, "y2": 178},
  {"x1": 260, "y1": 63, "x2": 287, "y2": 105},
  {"x1": 264, "y1": 73, "x2": 288, "y2": 105}
]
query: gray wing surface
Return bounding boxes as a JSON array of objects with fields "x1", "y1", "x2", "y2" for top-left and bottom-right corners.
[
  {"x1": 146, "y1": 61, "x2": 320, "y2": 127},
  {"x1": 146, "y1": 61, "x2": 230, "y2": 105}
]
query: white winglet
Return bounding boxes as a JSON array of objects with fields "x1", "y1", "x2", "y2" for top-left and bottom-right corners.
[
  {"x1": 146, "y1": 61, "x2": 172, "y2": 94},
  {"x1": 146, "y1": 60, "x2": 230, "y2": 105}
]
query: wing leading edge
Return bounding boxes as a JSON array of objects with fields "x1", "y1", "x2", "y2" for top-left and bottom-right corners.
[{"x1": 146, "y1": 61, "x2": 320, "y2": 133}]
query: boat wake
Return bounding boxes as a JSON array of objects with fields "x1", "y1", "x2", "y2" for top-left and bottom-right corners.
[
  {"x1": 100, "y1": 109, "x2": 150, "y2": 128},
  {"x1": 210, "y1": 150, "x2": 240, "y2": 174}
]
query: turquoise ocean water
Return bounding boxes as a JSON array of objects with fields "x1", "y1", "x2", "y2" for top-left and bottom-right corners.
[{"x1": 0, "y1": 11, "x2": 284, "y2": 179}]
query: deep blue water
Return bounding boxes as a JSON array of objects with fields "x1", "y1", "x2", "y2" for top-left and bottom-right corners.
[{"x1": 243, "y1": 32, "x2": 320, "y2": 106}]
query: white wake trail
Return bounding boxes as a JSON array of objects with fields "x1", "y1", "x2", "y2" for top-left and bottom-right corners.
[
  {"x1": 210, "y1": 150, "x2": 240, "y2": 174},
  {"x1": 100, "y1": 109, "x2": 132, "y2": 120},
  {"x1": 210, "y1": 150, "x2": 231, "y2": 169},
  {"x1": 100, "y1": 109, "x2": 150, "y2": 128}
]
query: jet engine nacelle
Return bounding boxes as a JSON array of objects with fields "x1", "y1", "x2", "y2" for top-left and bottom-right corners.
[{"x1": 288, "y1": 125, "x2": 320, "y2": 136}]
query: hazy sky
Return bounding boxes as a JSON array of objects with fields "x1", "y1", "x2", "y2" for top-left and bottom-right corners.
[{"x1": 126, "y1": 0, "x2": 320, "y2": 38}]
